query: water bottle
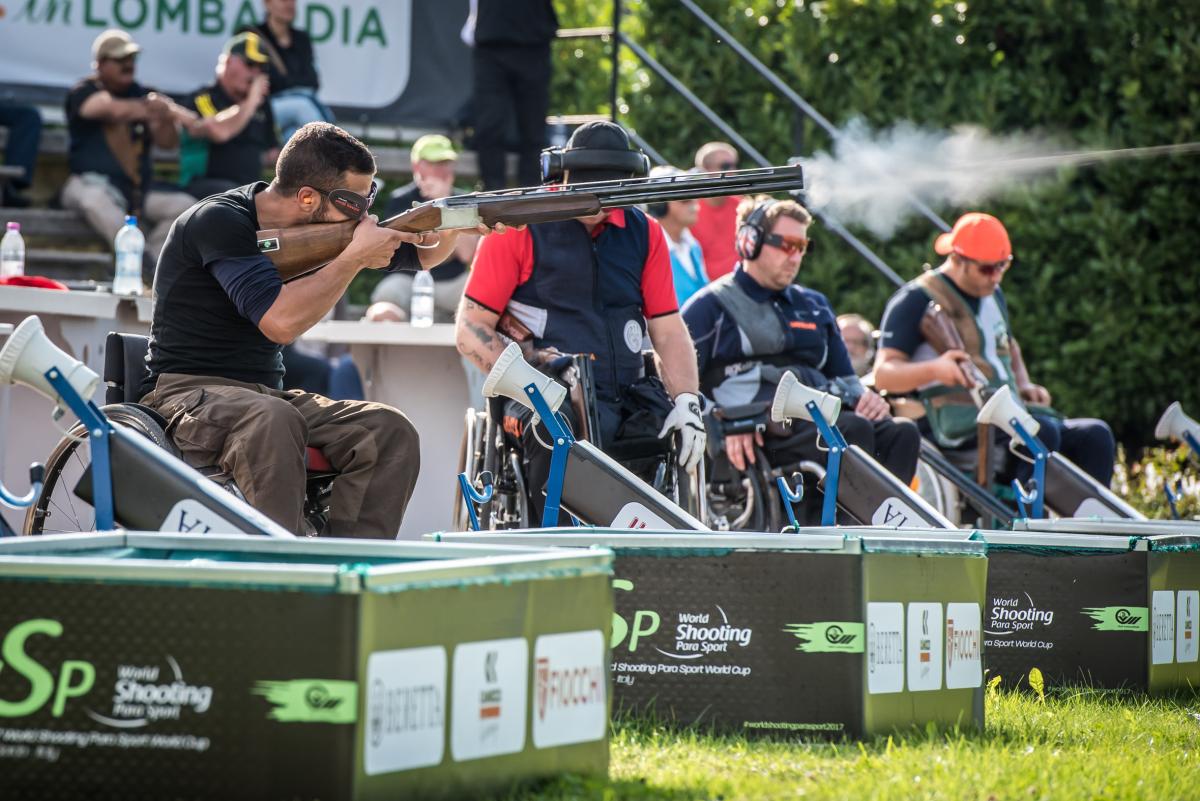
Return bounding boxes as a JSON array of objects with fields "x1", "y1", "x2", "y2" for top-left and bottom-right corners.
[
  {"x1": 112, "y1": 215, "x2": 144, "y2": 296},
  {"x1": 410, "y1": 269, "x2": 435, "y2": 328},
  {"x1": 0, "y1": 222, "x2": 24, "y2": 279}
]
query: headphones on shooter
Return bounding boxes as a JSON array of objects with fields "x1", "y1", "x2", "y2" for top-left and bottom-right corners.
[
  {"x1": 539, "y1": 122, "x2": 651, "y2": 184},
  {"x1": 735, "y1": 199, "x2": 777, "y2": 261}
]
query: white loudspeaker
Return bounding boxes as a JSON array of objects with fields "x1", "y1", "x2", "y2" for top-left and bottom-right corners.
[
  {"x1": 0, "y1": 316, "x2": 100, "y2": 414},
  {"x1": 976, "y1": 385, "x2": 1040, "y2": 439},
  {"x1": 1156, "y1": 401, "x2": 1200, "y2": 445},
  {"x1": 770, "y1": 371, "x2": 842, "y2": 425},
  {"x1": 483, "y1": 342, "x2": 568, "y2": 414}
]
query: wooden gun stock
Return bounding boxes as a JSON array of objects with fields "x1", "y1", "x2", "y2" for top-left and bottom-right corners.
[{"x1": 918, "y1": 301, "x2": 989, "y2": 397}]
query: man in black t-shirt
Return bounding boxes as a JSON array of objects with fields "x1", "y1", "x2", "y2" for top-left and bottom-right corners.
[
  {"x1": 368, "y1": 135, "x2": 474, "y2": 323},
  {"x1": 62, "y1": 29, "x2": 197, "y2": 277},
  {"x1": 180, "y1": 33, "x2": 279, "y2": 199},
  {"x1": 140, "y1": 122, "x2": 495, "y2": 538}
]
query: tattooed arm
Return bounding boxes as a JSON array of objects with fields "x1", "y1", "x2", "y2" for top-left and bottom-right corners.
[{"x1": 455, "y1": 296, "x2": 507, "y2": 374}]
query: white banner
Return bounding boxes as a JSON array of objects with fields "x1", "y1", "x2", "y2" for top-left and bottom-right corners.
[{"x1": 0, "y1": 0, "x2": 412, "y2": 108}]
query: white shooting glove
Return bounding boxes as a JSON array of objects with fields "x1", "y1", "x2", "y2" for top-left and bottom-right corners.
[{"x1": 658, "y1": 392, "x2": 706, "y2": 473}]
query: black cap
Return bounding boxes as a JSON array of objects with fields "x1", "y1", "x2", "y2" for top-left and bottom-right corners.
[{"x1": 563, "y1": 121, "x2": 640, "y2": 183}]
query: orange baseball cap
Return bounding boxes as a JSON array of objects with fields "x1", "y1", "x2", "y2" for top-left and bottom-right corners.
[{"x1": 934, "y1": 212, "x2": 1012, "y2": 262}]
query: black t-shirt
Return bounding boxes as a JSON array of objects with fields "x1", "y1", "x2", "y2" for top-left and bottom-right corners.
[
  {"x1": 240, "y1": 21, "x2": 320, "y2": 93},
  {"x1": 384, "y1": 182, "x2": 466, "y2": 281},
  {"x1": 475, "y1": 0, "x2": 557, "y2": 46},
  {"x1": 65, "y1": 78, "x2": 154, "y2": 206},
  {"x1": 186, "y1": 82, "x2": 278, "y2": 186}
]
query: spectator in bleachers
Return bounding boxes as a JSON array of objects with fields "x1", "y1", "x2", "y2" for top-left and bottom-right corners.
[
  {"x1": 644, "y1": 166, "x2": 707, "y2": 306},
  {"x1": 367, "y1": 135, "x2": 475, "y2": 323},
  {"x1": 690, "y1": 141, "x2": 741, "y2": 280},
  {"x1": 0, "y1": 102, "x2": 42, "y2": 207},
  {"x1": 239, "y1": 0, "x2": 333, "y2": 143},
  {"x1": 62, "y1": 30, "x2": 196, "y2": 273},
  {"x1": 462, "y1": 0, "x2": 557, "y2": 189},
  {"x1": 179, "y1": 33, "x2": 280, "y2": 199}
]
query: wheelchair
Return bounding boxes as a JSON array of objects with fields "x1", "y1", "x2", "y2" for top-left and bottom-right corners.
[
  {"x1": 24, "y1": 332, "x2": 337, "y2": 536},
  {"x1": 454, "y1": 352, "x2": 700, "y2": 530}
]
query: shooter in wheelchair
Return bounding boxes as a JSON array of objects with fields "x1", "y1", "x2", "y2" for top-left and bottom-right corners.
[
  {"x1": 682, "y1": 196, "x2": 924, "y2": 530},
  {"x1": 455, "y1": 121, "x2": 706, "y2": 528}
]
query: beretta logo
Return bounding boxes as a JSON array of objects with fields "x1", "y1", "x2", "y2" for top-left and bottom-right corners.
[
  {"x1": 866, "y1": 603, "x2": 904, "y2": 695},
  {"x1": 1151, "y1": 591, "x2": 1175, "y2": 666},
  {"x1": 364, "y1": 647, "x2": 446, "y2": 776},
  {"x1": 532, "y1": 631, "x2": 606, "y2": 749}
]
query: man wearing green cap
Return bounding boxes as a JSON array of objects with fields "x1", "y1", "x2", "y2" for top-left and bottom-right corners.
[
  {"x1": 368, "y1": 135, "x2": 475, "y2": 322},
  {"x1": 179, "y1": 32, "x2": 278, "y2": 198}
]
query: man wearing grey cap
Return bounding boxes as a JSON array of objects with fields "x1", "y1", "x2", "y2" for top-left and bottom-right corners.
[{"x1": 62, "y1": 29, "x2": 196, "y2": 281}]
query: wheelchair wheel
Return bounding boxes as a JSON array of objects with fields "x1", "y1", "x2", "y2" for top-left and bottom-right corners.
[
  {"x1": 24, "y1": 404, "x2": 175, "y2": 535},
  {"x1": 704, "y1": 449, "x2": 777, "y2": 532},
  {"x1": 453, "y1": 408, "x2": 484, "y2": 531},
  {"x1": 914, "y1": 445, "x2": 962, "y2": 526}
]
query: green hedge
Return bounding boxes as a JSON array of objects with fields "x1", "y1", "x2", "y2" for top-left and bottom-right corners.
[{"x1": 553, "y1": 0, "x2": 1200, "y2": 449}]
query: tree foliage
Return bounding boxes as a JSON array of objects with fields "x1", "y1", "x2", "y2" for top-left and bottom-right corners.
[{"x1": 553, "y1": 0, "x2": 1200, "y2": 447}]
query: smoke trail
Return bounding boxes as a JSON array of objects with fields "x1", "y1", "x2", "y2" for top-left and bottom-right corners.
[{"x1": 800, "y1": 119, "x2": 1198, "y2": 239}]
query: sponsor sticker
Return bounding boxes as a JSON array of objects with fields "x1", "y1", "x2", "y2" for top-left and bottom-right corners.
[
  {"x1": 611, "y1": 502, "x2": 675, "y2": 531},
  {"x1": 252, "y1": 679, "x2": 357, "y2": 724},
  {"x1": 450, "y1": 638, "x2": 528, "y2": 762},
  {"x1": 623, "y1": 320, "x2": 644, "y2": 353},
  {"x1": 781, "y1": 622, "x2": 864, "y2": 654},
  {"x1": 160, "y1": 499, "x2": 240, "y2": 534},
  {"x1": 1151, "y1": 591, "x2": 1175, "y2": 665},
  {"x1": 870, "y1": 498, "x2": 925, "y2": 529},
  {"x1": 1176, "y1": 591, "x2": 1197, "y2": 664},
  {"x1": 866, "y1": 603, "x2": 904, "y2": 695},
  {"x1": 256, "y1": 237, "x2": 280, "y2": 253},
  {"x1": 532, "y1": 631, "x2": 606, "y2": 748},
  {"x1": 945, "y1": 603, "x2": 982, "y2": 689},
  {"x1": 364, "y1": 647, "x2": 446, "y2": 775},
  {"x1": 1080, "y1": 606, "x2": 1148, "y2": 632},
  {"x1": 906, "y1": 603, "x2": 943, "y2": 692}
]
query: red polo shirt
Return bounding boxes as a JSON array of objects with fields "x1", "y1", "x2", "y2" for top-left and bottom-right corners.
[{"x1": 692, "y1": 195, "x2": 742, "y2": 280}]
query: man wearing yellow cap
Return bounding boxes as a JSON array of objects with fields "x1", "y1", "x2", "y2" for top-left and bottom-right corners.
[
  {"x1": 873, "y1": 212, "x2": 1115, "y2": 485},
  {"x1": 178, "y1": 32, "x2": 279, "y2": 199}
]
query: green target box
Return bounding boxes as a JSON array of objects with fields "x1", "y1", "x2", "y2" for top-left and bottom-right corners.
[
  {"x1": 433, "y1": 529, "x2": 987, "y2": 738},
  {"x1": 0, "y1": 533, "x2": 613, "y2": 800}
]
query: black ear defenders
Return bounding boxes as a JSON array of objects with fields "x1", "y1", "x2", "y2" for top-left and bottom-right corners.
[
  {"x1": 645, "y1": 201, "x2": 668, "y2": 218},
  {"x1": 735, "y1": 199, "x2": 777, "y2": 261},
  {"x1": 539, "y1": 146, "x2": 651, "y2": 183}
]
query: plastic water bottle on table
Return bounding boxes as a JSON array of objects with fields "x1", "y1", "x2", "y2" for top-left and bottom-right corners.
[
  {"x1": 410, "y1": 269, "x2": 434, "y2": 328},
  {"x1": 112, "y1": 215, "x2": 144, "y2": 296},
  {"x1": 1, "y1": 222, "x2": 25, "y2": 279}
]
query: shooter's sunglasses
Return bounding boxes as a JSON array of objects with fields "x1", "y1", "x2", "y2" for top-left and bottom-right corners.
[
  {"x1": 964, "y1": 256, "x2": 1012, "y2": 277},
  {"x1": 763, "y1": 232, "x2": 811, "y2": 255},
  {"x1": 311, "y1": 184, "x2": 378, "y2": 219}
]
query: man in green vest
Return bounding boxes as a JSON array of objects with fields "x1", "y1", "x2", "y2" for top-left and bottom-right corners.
[{"x1": 873, "y1": 212, "x2": 1115, "y2": 485}]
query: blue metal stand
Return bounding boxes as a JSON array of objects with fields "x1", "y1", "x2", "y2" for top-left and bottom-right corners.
[
  {"x1": 0, "y1": 465, "x2": 42, "y2": 511},
  {"x1": 525, "y1": 383, "x2": 575, "y2": 528},
  {"x1": 45, "y1": 367, "x2": 116, "y2": 531},
  {"x1": 457, "y1": 472, "x2": 495, "y2": 532},
  {"x1": 1184, "y1": 432, "x2": 1200, "y2": 464},
  {"x1": 1008, "y1": 417, "x2": 1047, "y2": 520},
  {"x1": 809, "y1": 401, "x2": 847, "y2": 527},
  {"x1": 776, "y1": 473, "x2": 804, "y2": 532}
]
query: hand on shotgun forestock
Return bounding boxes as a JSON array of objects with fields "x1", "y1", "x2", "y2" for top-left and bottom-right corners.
[
  {"x1": 659, "y1": 392, "x2": 706, "y2": 472},
  {"x1": 347, "y1": 215, "x2": 412, "y2": 269},
  {"x1": 932, "y1": 349, "x2": 974, "y2": 387}
]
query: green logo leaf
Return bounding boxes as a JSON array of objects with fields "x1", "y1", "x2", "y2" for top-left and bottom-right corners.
[
  {"x1": 257, "y1": 238, "x2": 280, "y2": 253},
  {"x1": 252, "y1": 679, "x2": 358, "y2": 724},
  {"x1": 1081, "y1": 606, "x2": 1148, "y2": 632},
  {"x1": 782, "y1": 622, "x2": 864, "y2": 653}
]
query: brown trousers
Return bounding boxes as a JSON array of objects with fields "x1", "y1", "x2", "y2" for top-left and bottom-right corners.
[{"x1": 141, "y1": 373, "x2": 420, "y2": 538}]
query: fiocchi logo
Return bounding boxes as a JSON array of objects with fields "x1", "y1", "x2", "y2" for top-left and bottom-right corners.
[{"x1": 0, "y1": 619, "x2": 95, "y2": 718}]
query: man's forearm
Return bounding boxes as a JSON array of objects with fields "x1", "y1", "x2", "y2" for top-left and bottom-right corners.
[
  {"x1": 873, "y1": 356, "x2": 938, "y2": 394},
  {"x1": 1009, "y1": 338, "x2": 1034, "y2": 388},
  {"x1": 455, "y1": 297, "x2": 508, "y2": 374},
  {"x1": 197, "y1": 102, "x2": 258, "y2": 144},
  {"x1": 417, "y1": 230, "x2": 459, "y2": 270},
  {"x1": 260, "y1": 257, "x2": 359, "y2": 343},
  {"x1": 653, "y1": 329, "x2": 699, "y2": 398}
]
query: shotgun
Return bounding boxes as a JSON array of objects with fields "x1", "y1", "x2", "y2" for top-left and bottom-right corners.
[
  {"x1": 256, "y1": 165, "x2": 804, "y2": 280},
  {"x1": 918, "y1": 300, "x2": 989, "y2": 407}
]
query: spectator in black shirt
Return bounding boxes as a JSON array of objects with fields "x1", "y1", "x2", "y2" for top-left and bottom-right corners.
[
  {"x1": 367, "y1": 135, "x2": 475, "y2": 323},
  {"x1": 0, "y1": 102, "x2": 42, "y2": 208},
  {"x1": 140, "y1": 122, "x2": 505, "y2": 538},
  {"x1": 180, "y1": 32, "x2": 279, "y2": 199},
  {"x1": 239, "y1": 0, "x2": 333, "y2": 143},
  {"x1": 462, "y1": 0, "x2": 557, "y2": 189},
  {"x1": 62, "y1": 29, "x2": 196, "y2": 275}
]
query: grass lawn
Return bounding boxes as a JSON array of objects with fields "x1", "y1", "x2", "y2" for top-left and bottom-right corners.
[{"x1": 506, "y1": 687, "x2": 1200, "y2": 801}]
